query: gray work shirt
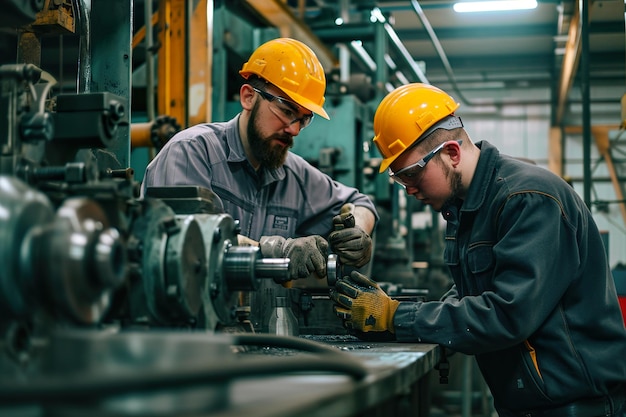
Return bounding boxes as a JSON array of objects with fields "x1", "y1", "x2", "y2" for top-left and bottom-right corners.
[{"x1": 142, "y1": 115, "x2": 377, "y2": 241}]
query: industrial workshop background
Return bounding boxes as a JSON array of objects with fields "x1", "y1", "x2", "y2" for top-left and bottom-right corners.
[{"x1": 0, "y1": 1, "x2": 624, "y2": 417}]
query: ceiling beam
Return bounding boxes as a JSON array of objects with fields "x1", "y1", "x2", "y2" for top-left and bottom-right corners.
[
  {"x1": 243, "y1": 0, "x2": 338, "y2": 71},
  {"x1": 555, "y1": 0, "x2": 581, "y2": 125}
]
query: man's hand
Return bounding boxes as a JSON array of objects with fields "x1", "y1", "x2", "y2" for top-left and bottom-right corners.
[
  {"x1": 331, "y1": 271, "x2": 399, "y2": 333},
  {"x1": 329, "y1": 204, "x2": 372, "y2": 267},
  {"x1": 260, "y1": 235, "x2": 329, "y2": 281}
]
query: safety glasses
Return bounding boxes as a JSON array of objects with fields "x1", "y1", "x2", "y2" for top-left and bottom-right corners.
[
  {"x1": 252, "y1": 87, "x2": 314, "y2": 129},
  {"x1": 388, "y1": 140, "x2": 463, "y2": 187}
]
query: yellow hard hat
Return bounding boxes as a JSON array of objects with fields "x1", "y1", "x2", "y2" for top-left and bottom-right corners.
[
  {"x1": 239, "y1": 38, "x2": 330, "y2": 120},
  {"x1": 373, "y1": 83, "x2": 460, "y2": 173}
]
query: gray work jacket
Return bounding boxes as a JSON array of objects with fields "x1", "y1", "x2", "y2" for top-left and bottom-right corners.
[
  {"x1": 394, "y1": 140, "x2": 626, "y2": 413},
  {"x1": 142, "y1": 115, "x2": 377, "y2": 241}
]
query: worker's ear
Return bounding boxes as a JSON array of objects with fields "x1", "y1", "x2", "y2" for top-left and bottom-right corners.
[
  {"x1": 240, "y1": 84, "x2": 257, "y2": 110},
  {"x1": 443, "y1": 140, "x2": 462, "y2": 167}
]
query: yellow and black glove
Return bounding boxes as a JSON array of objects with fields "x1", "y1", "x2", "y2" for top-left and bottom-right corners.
[
  {"x1": 331, "y1": 271, "x2": 399, "y2": 333},
  {"x1": 329, "y1": 204, "x2": 372, "y2": 268},
  {"x1": 259, "y1": 235, "x2": 329, "y2": 281}
]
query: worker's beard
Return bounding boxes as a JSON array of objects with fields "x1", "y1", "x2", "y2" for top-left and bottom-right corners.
[
  {"x1": 442, "y1": 165, "x2": 464, "y2": 210},
  {"x1": 247, "y1": 101, "x2": 293, "y2": 169}
]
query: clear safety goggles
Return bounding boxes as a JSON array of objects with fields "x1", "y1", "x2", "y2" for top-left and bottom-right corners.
[
  {"x1": 253, "y1": 87, "x2": 314, "y2": 129},
  {"x1": 388, "y1": 140, "x2": 463, "y2": 187}
]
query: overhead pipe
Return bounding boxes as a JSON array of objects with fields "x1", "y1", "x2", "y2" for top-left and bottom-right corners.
[
  {"x1": 349, "y1": 40, "x2": 377, "y2": 72},
  {"x1": 409, "y1": 0, "x2": 474, "y2": 106},
  {"x1": 406, "y1": 0, "x2": 590, "y2": 112},
  {"x1": 382, "y1": 20, "x2": 429, "y2": 84},
  {"x1": 338, "y1": 0, "x2": 351, "y2": 83},
  {"x1": 580, "y1": 0, "x2": 591, "y2": 208},
  {"x1": 313, "y1": 1, "x2": 608, "y2": 111},
  {"x1": 385, "y1": 54, "x2": 411, "y2": 85},
  {"x1": 313, "y1": 23, "x2": 374, "y2": 43},
  {"x1": 144, "y1": 0, "x2": 155, "y2": 122},
  {"x1": 312, "y1": 12, "x2": 426, "y2": 87}
]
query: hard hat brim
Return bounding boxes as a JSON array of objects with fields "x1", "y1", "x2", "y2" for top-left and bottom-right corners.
[{"x1": 288, "y1": 91, "x2": 330, "y2": 120}]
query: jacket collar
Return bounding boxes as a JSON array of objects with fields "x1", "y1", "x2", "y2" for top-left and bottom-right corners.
[{"x1": 461, "y1": 140, "x2": 500, "y2": 213}]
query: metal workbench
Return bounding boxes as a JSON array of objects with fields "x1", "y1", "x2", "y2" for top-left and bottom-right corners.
[
  {"x1": 216, "y1": 336, "x2": 441, "y2": 417},
  {"x1": 0, "y1": 332, "x2": 439, "y2": 417}
]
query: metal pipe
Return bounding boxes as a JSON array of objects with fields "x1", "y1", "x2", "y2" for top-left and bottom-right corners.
[
  {"x1": 374, "y1": 22, "x2": 387, "y2": 93},
  {"x1": 409, "y1": 0, "x2": 473, "y2": 106},
  {"x1": 76, "y1": 0, "x2": 91, "y2": 93},
  {"x1": 338, "y1": 0, "x2": 350, "y2": 83},
  {"x1": 314, "y1": 23, "x2": 375, "y2": 42},
  {"x1": 383, "y1": 22, "x2": 428, "y2": 84},
  {"x1": 144, "y1": 0, "x2": 155, "y2": 122},
  {"x1": 185, "y1": 0, "x2": 191, "y2": 128},
  {"x1": 581, "y1": 0, "x2": 591, "y2": 208},
  {"x1": 349, "y1": 41, "x2": 377, "y2": 72}
]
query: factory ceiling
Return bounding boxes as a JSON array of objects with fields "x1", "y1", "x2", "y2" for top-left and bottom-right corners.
[
  {"x1": 1, "y1": 0, "x2": 623, "y2": 124},
  {"x1": 280, "y1": 0, "x2": 624, "y2": 117}
]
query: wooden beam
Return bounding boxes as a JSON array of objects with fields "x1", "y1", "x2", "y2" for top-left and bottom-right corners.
[
  {"x1": 555, "y1": 2, "x2": 581, "y2": 126},
  {"x1": 548, "y1": 126, "x2": 563, "y2": 176}
]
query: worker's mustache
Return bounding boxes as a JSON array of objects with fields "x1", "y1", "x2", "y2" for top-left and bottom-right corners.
[{"x1": 272, "y1": 134, "x2": 293, "y2": 148}]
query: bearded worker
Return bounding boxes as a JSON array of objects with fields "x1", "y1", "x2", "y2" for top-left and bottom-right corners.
[{"x1": 142, "y1": 38, "x2": 377, "y2": 331}]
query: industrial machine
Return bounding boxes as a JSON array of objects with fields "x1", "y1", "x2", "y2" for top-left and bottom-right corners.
[
  {"x1": 0, "y1": 33, "x2": 376, "y2": 417},
  {"x1": 0, "y1": 2, "x2": 444, "y2": 417},
  {"x1": 0, "y1": 57, "x2": 440, "y2": 417}
]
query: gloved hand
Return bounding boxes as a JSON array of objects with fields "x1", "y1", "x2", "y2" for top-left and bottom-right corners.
[
  {"x1": 259, "y1": 235, "x2": 329, "y2": 281},
  {"x1": 329, "y1": 204, "x2": 372, "y2": 268},
  {"x1": 330, "y1": 271, "x2": 399, "y2": 333}
]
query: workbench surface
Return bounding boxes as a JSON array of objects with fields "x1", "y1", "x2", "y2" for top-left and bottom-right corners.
[{"x1": 213, "y1": 335, "x2": 441, "y2": 417}]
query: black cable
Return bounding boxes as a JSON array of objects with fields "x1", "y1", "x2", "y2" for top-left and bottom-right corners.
[{"x1": 230, "y1": 333, "x2": 351, "y2": 356}]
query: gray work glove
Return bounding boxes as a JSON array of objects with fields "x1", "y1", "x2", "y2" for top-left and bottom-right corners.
[
  {"x1": 259, "y1": 235, "x2": 329, "y2": 281},
  {"x1": 329, "y1": 204, "x2": 372, "y2": 268}
]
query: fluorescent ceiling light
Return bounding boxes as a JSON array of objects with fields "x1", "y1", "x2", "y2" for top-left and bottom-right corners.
[{"x1": 454, "y1": 0, "x2": 538, "y2": 13}]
